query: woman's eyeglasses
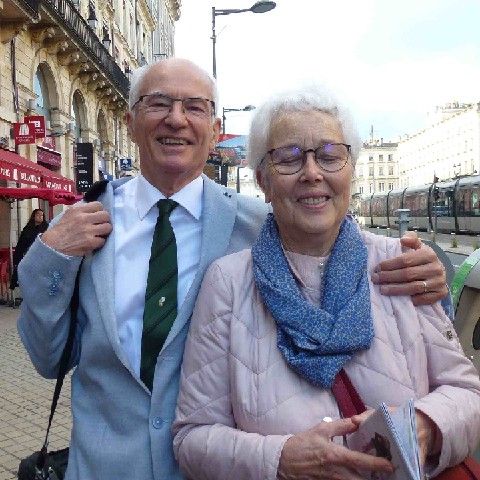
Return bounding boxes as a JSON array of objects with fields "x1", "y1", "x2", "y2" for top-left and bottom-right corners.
[{"x1": 263, "y1": 143, "x2": 351, "y2": 175}]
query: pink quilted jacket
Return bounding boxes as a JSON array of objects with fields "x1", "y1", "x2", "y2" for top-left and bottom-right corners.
[{"x1": 173, "y1": 231, "x2": 480, "y2": 479}]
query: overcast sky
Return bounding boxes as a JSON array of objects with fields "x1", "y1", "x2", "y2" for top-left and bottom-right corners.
[{"x1": 174, "y1": 0, "x2": 480, "y2": 142}]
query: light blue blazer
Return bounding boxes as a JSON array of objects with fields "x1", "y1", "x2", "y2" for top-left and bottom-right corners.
[{"x1": 18, "y1": 175, "x2": 270, "y2": 480}]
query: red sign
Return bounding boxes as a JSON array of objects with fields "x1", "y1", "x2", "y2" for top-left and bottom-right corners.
[
  {"x1": 37, "y1": 146, "x2": 61, "y2": 168},
  {"x1": 39, "y1": 136, "x2": 56, "y2": 150},
  {"x1": 25, "y1": 116, "x2": 46, "y2": 138},
  {"x1": 14, "y1": 123, "x2": 36, "y2": 145}
]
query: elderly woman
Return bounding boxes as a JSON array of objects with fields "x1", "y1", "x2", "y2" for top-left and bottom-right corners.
[{"x1": 172, "y1": 85, "x2": 480, "y2": 479}]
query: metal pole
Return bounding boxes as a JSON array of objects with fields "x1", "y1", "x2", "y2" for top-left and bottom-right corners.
[
  {"x1": 222, "y1": 108, "x2": 226, "y2": 134},
  {"x1": 236, "y1": 166, "x2": 241, "y2": 193},
  {"x1": 211, "y1": 7, "x2": 217, "y2": 79}
]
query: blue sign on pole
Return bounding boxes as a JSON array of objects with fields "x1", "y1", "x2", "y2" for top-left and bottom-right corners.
[{"x1": 120, "y1": 157, "x2": 132, "y2": 170}]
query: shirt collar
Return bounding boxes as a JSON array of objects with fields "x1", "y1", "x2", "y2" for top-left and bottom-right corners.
[{"x1": 136, "y1": 173, "x2": 204, "y2": 220}]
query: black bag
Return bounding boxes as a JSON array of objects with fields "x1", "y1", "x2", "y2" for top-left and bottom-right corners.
[
  {"x1": 17, "y1": 181, "x2": 108, "y2": 480},
  {"x1": 18, "y1": 447, "x2": 69, "y2": 480}
]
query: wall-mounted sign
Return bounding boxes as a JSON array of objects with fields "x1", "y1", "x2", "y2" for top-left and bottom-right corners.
[
  {"x1": 37, "y1": 146, "x2": 61, "y2": 168},
  {"x1": 24, "y1": 116, "x2": 46, "y2": 138},
  {"x1": 120, "y1": 157, "x2": 132, "y2": 170},
  {"x1": 76, "y1": 142, "x2": 94, "y2": 193},
  {"x1": 13, "y1": 123, "x2": 36, "y2": 145}
]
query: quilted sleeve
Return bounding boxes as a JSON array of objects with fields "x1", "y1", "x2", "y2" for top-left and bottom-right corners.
[
  {"x1": 414, "y1": 301, "x2": 480, "y2": 477},
  {"x1": 172, "y1": 260, "x2": 290, "y2": 480}
]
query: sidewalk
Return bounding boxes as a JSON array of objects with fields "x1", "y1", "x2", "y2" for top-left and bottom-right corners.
[{"x1": 0, "y1": 305, "x2": 71, "y2": 480}]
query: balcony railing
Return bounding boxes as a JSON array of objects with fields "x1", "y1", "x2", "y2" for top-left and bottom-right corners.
[
  {"x1": 43, "y1": 0, "x2": 130, "y2": 100},
  {"x1": 19, "y1": 0, "x2": 40, "y2": 19}
]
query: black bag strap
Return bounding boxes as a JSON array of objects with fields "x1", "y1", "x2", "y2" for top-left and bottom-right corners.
[{"x1": 36, "y1": 180, "x2": 109, "y2": 470}]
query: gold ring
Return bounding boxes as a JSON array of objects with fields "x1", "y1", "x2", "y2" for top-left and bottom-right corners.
[{"x1": 422, "y1": 281, "x2": 428, "y2": 294}]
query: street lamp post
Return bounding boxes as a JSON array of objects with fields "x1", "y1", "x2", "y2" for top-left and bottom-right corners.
[
  {"x1": 222, "y1": 105, "x2": 256, "y2": 134},
  {"x1": 211, "y1": 1, "x2": 276, "y2": 79}
]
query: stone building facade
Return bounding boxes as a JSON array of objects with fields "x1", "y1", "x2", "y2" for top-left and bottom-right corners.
[
  {"x1": 0, "y1": 0, "x2": 180, "y2": 253},
  {"x1": 398, "y1": 103, "x2": 480, "y2": 188}
]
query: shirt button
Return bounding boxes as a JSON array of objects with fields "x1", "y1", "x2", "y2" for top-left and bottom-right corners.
[{"x1": 152, "y1": 417, "x2": 163, "y2": 429}]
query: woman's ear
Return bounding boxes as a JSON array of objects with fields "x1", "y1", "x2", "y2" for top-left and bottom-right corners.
[{"x1": 256, "y1": 170, "x2": 271, "y2": 203}]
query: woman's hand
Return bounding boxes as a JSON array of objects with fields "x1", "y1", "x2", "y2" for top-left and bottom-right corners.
[
  {"x1": 351, "y1": 408, "x2": 442, "y2": 476},
  {"x1": 277, "y1": 418, "x2": 394, "y2": 479},
  {"x1": 415, "y1": 410, "x2": 441, "y2": 470},
  {"x1": 371, "y1": 231, "x2": 448, "y2": 305}
]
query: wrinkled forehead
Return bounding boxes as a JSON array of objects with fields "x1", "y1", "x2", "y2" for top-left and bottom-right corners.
[
  {"x1": 140, "y1": 63, "x2": 214, "y2": 99},
  {"x1": 268, "y1": 109, "x2": 344, "y2": 148}
]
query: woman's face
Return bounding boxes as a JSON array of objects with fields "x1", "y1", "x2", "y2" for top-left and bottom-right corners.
[
  {"x1": 34, "y1": 211, "x2": 44, "y2": 225},
  {"x1": 257, "y1": 110, "x2": 353, "y2": 256}
]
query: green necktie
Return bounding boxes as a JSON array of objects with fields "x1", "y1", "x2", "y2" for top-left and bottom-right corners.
[{"x1": 140, "y1": 199, "x2": 178, "y2": 391}]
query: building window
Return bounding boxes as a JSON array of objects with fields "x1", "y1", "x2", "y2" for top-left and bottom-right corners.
[
  {"x1": 369, "y1": 184, "x2": 373, "y2": 193},
  {"x1": 379, "y1": 154, "x2": 384, "y2": 162},
  {"x1": 369, "y1": 167, "x2": 374, "y2": 177},
  {"x1": 379, "y1": 182, "x2": 385, "y2": 192},
  {"x1": 388, "y1": 154, "x2": 393, "y2": 161},
  {"x1": 379, "y1": 167, "x2": 384, "y2": 176},
  {"x1": 359, "y1": 186, "x2": 364, "y2": 194},
  {"x1": 388, "y1": 166, "x2": 394, "y2": 175},
  {"x1": 388, "y1": 182, "x2": 394, "y2": 190},
  {"x1": 369, "y1": 156, "x2": 374, "y2": 162}
]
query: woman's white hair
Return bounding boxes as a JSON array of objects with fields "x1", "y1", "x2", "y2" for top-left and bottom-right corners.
[
  {"x1": 128, "y1": 59, "x2": 220, "y2": 115},
  {"x1": 247, "y1": 83, "x2": 361, "y2": 173}
]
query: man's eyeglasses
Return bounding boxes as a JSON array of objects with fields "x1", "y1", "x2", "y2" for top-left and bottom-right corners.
[
  {"x1": 263, "y1": 143, "x2": 351, "y2": 175},
  {"x1": 132, "y1": 92, "x2": 216, "y2": 119}
]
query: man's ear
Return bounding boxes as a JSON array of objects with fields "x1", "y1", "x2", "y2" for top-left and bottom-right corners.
[
  {"x1": 210, "y1": 118, "x2": 221, "y2": 149},
  {"x1": 126, "y1": 112, "x2": 137, "y2": 143}
]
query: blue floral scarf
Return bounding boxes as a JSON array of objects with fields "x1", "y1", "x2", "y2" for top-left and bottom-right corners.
[{"x1": 251, "y1": 214, "x2": 374, "y2": 388}]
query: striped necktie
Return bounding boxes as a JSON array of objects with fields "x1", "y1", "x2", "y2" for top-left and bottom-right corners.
[{"x1": 140, "y1": 199, "x2": 178, "y2": 391}]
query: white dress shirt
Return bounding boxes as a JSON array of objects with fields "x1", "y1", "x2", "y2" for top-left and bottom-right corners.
[{"x1": 114, "y1": 174, "x2": 203, "y2": 375}]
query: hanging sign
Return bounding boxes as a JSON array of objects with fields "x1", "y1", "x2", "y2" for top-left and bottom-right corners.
[
  {"x1": 24, "y1": 116, "x2": 46, "y2": 138},
  {"x1": 14, "y1": 123, "x2": 36, "y2": 145},
  {"x1": 76, "y1": 142, "x2": 94, "y2": 193}
]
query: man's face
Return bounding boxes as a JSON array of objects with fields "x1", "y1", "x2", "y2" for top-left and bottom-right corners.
[{"x1": 127, "y1": 60, "x2": 221, "y2": 196}]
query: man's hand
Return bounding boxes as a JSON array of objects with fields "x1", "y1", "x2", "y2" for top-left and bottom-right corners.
[
  {"x1": 42, "y1": 202, "x2": 112, "y2": 257},
  {"x1": 371, "y1": 231, "x2": 447, "y2": 305},
  {"x1": 277, "y1": 419, "x2": 394, "y2": 479}
]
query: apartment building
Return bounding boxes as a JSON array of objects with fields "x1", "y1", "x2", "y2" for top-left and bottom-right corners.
[{"x1": 398, "y1": 102, "x2": 480, "y2": 187}]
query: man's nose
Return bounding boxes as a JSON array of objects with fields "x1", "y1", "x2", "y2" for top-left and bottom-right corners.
[{"x1": 164, "y1": 101, "x2": 188, "y2": 127}]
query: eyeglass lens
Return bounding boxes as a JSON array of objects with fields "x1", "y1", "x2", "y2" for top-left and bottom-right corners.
[
  {"x1": 271, "y1": 144, "x2": 349, "y2": 173},
  {"x1": 139, "y1": 94, "x2": 213, "y2": 118}
]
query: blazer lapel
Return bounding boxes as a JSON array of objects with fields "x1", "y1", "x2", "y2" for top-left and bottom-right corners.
[
  {"x1": 90, "y1": 180, "x2": 133, "y2": 371},
  {"x1": 163, "y1": 177, "x2": 238, "y2": 349}
]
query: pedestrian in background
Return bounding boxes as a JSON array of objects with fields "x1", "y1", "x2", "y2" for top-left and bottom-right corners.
[
  {"x1": 18, "y1": 58, "x2": 447, "y2": 480},
  {"x1": 10, "y1": 208, "x2": 48, "y2": 292}
]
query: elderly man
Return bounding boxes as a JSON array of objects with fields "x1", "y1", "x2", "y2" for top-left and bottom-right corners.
[{"x1": 18, "y1": 58, "x2": 447, "y2": 480}]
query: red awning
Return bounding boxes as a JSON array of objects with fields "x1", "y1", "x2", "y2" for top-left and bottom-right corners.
[
  {"x1": 0, "y1": 148, "x2": 75, "y2": 192},
  {"x1": 0, "y1": 187, "x2": 82, "y2": 206},
  {"x1": 0, "y1": 149, "x2": 43, "y2": 186}
]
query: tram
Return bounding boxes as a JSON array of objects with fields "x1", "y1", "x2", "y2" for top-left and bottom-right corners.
[{"x1": 359, "y1": 175, "x2": 480, "y2": 234}]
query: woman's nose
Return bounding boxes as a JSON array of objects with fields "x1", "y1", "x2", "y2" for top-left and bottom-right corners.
[{"x1": 301, "y1": 152, "x2": 324, "y2": 181}]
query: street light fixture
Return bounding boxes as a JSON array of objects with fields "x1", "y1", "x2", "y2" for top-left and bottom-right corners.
[
  {"x1": 222, "y1": 104, "x2": 255, "y2": 134},
  {"x1": 211, "y1": 1, "x2": 276, "y2": 79}
]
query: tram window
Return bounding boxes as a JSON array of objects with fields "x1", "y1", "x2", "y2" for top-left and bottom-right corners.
[
  {"x1": 458, "y1": 186, "x2": 480, "y2": 216},
  {"x1": 436, "y1": 190, "x2": 454, "y2": 216},
  {"x1": 404, "y1": 193, "x2": 428, "y2": 217}
]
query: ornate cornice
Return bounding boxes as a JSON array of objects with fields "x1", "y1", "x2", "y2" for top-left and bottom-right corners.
[{"x1": 166, "y1": 0, "x2": 181, "y2": 21}]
